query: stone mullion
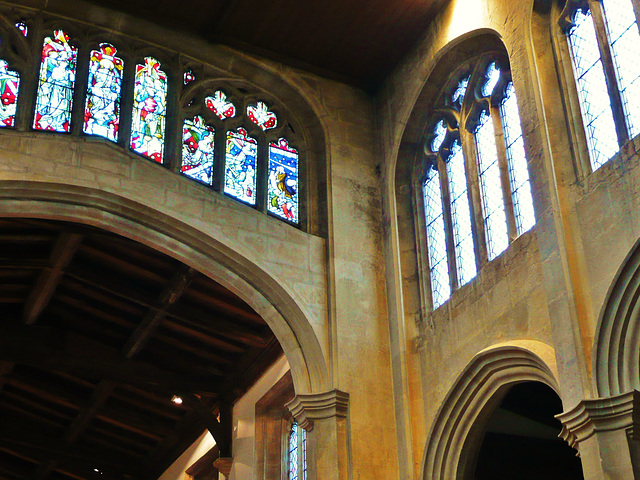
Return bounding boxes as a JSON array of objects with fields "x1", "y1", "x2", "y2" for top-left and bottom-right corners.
[
  {"x1": 213, "y1": 126, "x2": 226, "y2": 193},
  {"x1": 630, "y1": 0, "x2": 640, "y2": 36},
  {"x1": 255, "y1": 134, "x2": 269, "y2": 213},
  {"x1": 70, "y1": 43, "x2": 90, "y2": 137},
  {"x1": 589, "y1": 0, "x2": 630, "y2": 146},
  {"x1": 438, "y1": 153, "x2": 460, "y2": 294},
  {"x1": 460, "y1": 125, "x2": 488, "y2": 271},
  {"x1": 164, "y1": 66, "x2": 182, "y2": 172},
  {"x1": 117, "y1": 55, "x2": 136, "y2": 151},
  {"x1": 16, "y1": 16, "x2": 44, "y2": 132},
  {"x1": 490, "y1": 104, "x2": 518, "y2": 242}
]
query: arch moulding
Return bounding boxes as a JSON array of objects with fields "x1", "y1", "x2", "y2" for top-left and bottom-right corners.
[
  {"x1": 421, "y1": 341, "x2": 559, "y2": 480},
  {"x1": 0, "y1": 180, "x2": 329, "y2": 395}
]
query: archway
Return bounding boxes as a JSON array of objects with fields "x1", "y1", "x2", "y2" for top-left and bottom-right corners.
[{"x1": 468, "y1": 382, "x2": 583, "y2": 479}]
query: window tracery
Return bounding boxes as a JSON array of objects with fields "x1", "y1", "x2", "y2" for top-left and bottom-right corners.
[
  {"x1": 560, "y1": 0, "x2": 640, "y2": 170},
  {"x1": 422, "y1": 54, "x2": 535, "y2": 309},
  {"x1": 0, "y1": 12, "x2": 305, "y2": 228}
]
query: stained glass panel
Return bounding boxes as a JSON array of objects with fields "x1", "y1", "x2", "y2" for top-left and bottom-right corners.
[
  {"x1": 183, "y1": 69, "x2": 195, "y2": 85},
  {"x1": 602, "y1": 0, "x2": 640, "y2": 138},
  {"x1": 15, "y1": 22, "x2": 27, "y2": 37},
  {"x1": 452, "y1": 76, "x2": 470, "y2": 107},
  {"x1": 131, "y1": 57, "x2": 167, "y2": 163},
  {"x1": 247, "y1": 101, "x2": 277, "y2": 131},
  {"x1": 34, "y1": 30, "x2": 77, "y2": 132},
  {"x1": 447, "y1": 141, "x2": 476, "y2": 286},
  {"x1": 501, "y1": 83, "x2": 535, "y2": 234},
  {"x1": 0, "y1": 60, "x2": 19, "y2": 128},
  {"x1": 302, "y1": 427, "x2": 307, "y2": 480},
  {"x1": 268, "y1": 138, "x2": 299, "y2": 223},
  {"x1": 225, "y1": 127, "x2": 257, "y2": 204},
  {"x1": 182, "y1": 115, "x2": 215, "y2": 185},
  {"x1": 431, "y1": 119, "x2": 447, "y2": 153},
  {"x1": 288, "y1": 423, "x2": 299, "y2": 480},
  {"x1": 568, "y1": 8, "x2": 619, "y2": 170},
  {"x1": 84, "y1": 43, "x2": 123, "y2": 142},
  {"x1": 205, "y1": 91, "x2": 235, "y2": 120},
  {"x1": 424, "y1": 166, "x2": 450, "y2": 308},
  {"x1": 482, "y1": 62, "x2": 501, "y2": 97},
  {"x1": 475, "y1": 110, "x2": 509, "y2": 260}
]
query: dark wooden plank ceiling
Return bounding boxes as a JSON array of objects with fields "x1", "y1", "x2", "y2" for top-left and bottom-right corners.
[
  {"x1": 84, "y1": 0, "x2": 451, "y2": 92},
  {"x1": 0, "y1": 218, "x2": 283, "y2": 480}
]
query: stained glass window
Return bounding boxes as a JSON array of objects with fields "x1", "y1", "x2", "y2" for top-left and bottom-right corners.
[
  {"x1": 452, "y1": 76, "x2": 470, "y2": 107},
  {"x1": 447, "y1": 141, "x2": 476, "y2": 286},
  {"x1": 182, "y1": 116, "x2": 215, "y2": 185},
  {"x1": 247, "y1": 101, "x2": 277, "y2": 131},
  {"x1": 482, "y1": 62, "x2": 500, "y2": 97},
  {"x1": 225, "y1": 127, "x2": 257, "y2": 204},
  {"x1": 424, "y1": 166, "x2": 450, "y2": 308},
  {"x1": 501, "y1": 83, "x2": 535, "y2": 234},
  {"x1": 84, "y1": 43, "x2": 123, "y2": 142},
  {"x1": 268, "y1": 138, "x2": 298, "y2": 223},
  {"x1": 0, "y1": 60, "x2": 19, "y2": 128},
  {"x1": 288, "y1": 422, "x2": 299, "y2": 480},
  {"x1": 205, "y1": 91, "x2": 236, "y2": 120},
  {"x1": 183, "y1": 69, "x2": 195, "y2": 85},
  {"x1": 475, "y1": 110, "x2": 509, "y2": 260},
  {"x1": 15, "y1": 22, "x2": 27, "y2": 37},
  {"x1": 602, "y1": 0, "x2": 640, "y2": 138},
  {"x1": 568, "y1": 8, "x2": 619, "y2": 170},
  {"x1": 301, "y1": 427, "x2": 307, "y2": 480},
  {"x1": 431, "y1": 120, "x2": 447, "y2": 152},
  {"x1": 34, "y1": 30, "x2": 77, "y2": 132},
  {"x1": 131, "y1": 57, "x2": 167, "y2": 163}
]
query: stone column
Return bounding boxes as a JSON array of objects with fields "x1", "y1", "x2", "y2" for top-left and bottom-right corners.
[
  {"x1": 286, "y1": 390, "x2": 350, "y2": 480},
  {"x1": 557, "y1": 390, "x2": 640, "y2": 480}
]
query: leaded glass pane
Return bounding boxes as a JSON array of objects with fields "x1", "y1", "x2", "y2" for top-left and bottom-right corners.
[
  {"x1": 0, "y1": 60, "x2": 19, "y2": 128},
  {"x1": 288, "y1": 423, "x2": 299, "y2": 480},
  {"x1": 182, "y1": 115, "x2": 215, "y2": 185},
  {"x1": 268, "y1": 138, "x2": 299, "y2": 223},
  {"x1": 247, "y1": 101, "x2": 277, "y2": 131},
  {"x1": 302, "y1": 427, "x2": 307, "y2": 480},
  {"x1": 424, "y1": 167, "x2": 450, "y2": 308},
  {"x1": 183, "y1": 69, "x2": 195, "y2": 85},
  {"x1": 15, "y1": 22, "x2": 27, "y2": 37},
  {"x1": 501, "y1": 83, "x2": 535, "y2": 234},
  {"x1": 568, "y1": 8, "x2": 619, "y2": 170},
  {"x1": 475, "y1": 110, "x2": 509, "y2": 260},
  {"x1": 602, "y1": 0, "x2": 640, "y2": 138},
  {"x1": 447, "y1": 141, "x2": 476, "y2": 286},
  {"x1": 482, "y1": 62, "x2": 501, "y2": 97},
  {"x1": 431, "y1": 119, "x2": 447, "y2": 152},
  {"x1": 205, "y1": 91, "x2": 236, "y2": 120},
  {"x1": 225, "y1": 127, "x2": 257, "y2": 204},
  {"x1": 84, "y1": 43, "x2": 123, "y2": 142},
  {"x1": 452, "y1": 76, "x2": 470, "y2": 107},
  {"x1": 131, "y1": 57, "x2": 167, "y2": 163},
  {"x1": 34, "y1": 30, "x2": 77, "y2": 132}
]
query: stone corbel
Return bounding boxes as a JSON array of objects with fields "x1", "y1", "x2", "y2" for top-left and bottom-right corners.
[
  {"x1": 286, "y1": 389, "x2": 349, "y2": 431},
  {"x1": 556, "y1": 390, "x2": 640, "y2": 451},
  {"x1": 212, "y1": 457, "x2": 233, "y2": 479}
]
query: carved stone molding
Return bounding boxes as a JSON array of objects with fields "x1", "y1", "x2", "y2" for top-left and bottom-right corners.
[
  {"x1": 557, "y1": 390, "x2": 640, "y2": 450},
  {"x1": 212, "y1": 457, "x2": 233, "y2": 479},
  {"x1": 286, "y1": 389, "x2": 349, "y2": 431}
]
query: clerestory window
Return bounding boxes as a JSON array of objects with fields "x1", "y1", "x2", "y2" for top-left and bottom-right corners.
[
  {"x1": 422, "y1": 56, "x2": 535, "y2": 309},
  {"x1": 560, "y1": 0, "x2": 640, "y2": 170}
]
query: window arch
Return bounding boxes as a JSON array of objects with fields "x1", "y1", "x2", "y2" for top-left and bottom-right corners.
[
  {"x1": 559, "y1": 0, "x2": 640, "y2": 171},
  {"x1": 421, "y1": 53, "x2": 535, "y2": 309}
]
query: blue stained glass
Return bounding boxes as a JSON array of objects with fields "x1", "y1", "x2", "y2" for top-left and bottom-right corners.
[
  {"x1": 301, "y1": 427, "x2": 307, "y2": 480},
  {"x1": 182, "y1": 116, "x2": 215, "y2": 185},
  {"x1": 131, "y1": 57, "x2": 167, "y2": 163},
  {"x1": 452, "y1": 76, "x2": 470, "y2": 106},
  {"x1": 482, "y1": 62, "x2": 501, "y2": 97},
  {"x1": 424, "y1": 166, "x2": 450, "y2": 308},
  {"x1": 447, "y1": 141, "x2": 476, "y2": 286},
  {"x1": 225, "y1": 127, "x2": 257, "y2": 204},
  {"x1": 475, "y1": 110, "x2": 509, "y2": 260},
  {"x1": 289, "y1": 423, "x2": 299, "y2": 480},
  {"x1": 268, "y1": 138, "x2": 299, "y2": 223},
  {"x1": 34, "y1": 30, "x2": 77, "y2": 132},
  {"x1": 568, "y1": 8, "x2": 619, "y2": 169},
  {"x1": 84, "y1": 43, "x2": 123, "y2": 142},
  {"x1": 431, "y1": 120, "x2": 447, "y2": 152},
  {"x1": 501, "y1": 83, "x2": 535, "y2": 235},
  {"x1": 0, "y1": 60, "x2": 19, "y2": 128}
]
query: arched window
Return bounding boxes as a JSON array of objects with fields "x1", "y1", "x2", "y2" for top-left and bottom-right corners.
[
  {"x1": 423, "y1": 55, "x2": 535, "y2": 309},
  {"x1": 225, "y1": 127, "x2": 258, "y2": 205},
  {"x1": 84, "y1": 43, "x2": 123, "y2": 142},
  {"x1": 560, "y1": 0, "x2": 640, "y2": 170},
  {"x1": 287, "y1": 421, "x2": 307, "y2": 480},
  {"x1": 34, "y1": 30, "x2": 77, "y2": 132},
  {"x1": 131, "y1": 56, "x2": 167, "y2": 163}
]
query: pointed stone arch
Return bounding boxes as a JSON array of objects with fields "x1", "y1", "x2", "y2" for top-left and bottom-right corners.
[{"x1": 421, "y1": 341, "x2": 559, "y2": 480}]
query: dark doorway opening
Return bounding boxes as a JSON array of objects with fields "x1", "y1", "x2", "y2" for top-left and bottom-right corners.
[{"x1": 473, "y1": 382, "x2": 584, "y2": 480}]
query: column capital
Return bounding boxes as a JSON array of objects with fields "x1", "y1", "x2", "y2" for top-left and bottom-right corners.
[
  {"x1": 212, "y1": 457, "x2": 233, "y2": 479},
  {"x1": 286, "y1": 389, "x2": 349, "y2": 432},
  {"x1": 557, "y1": 390, "x2": 640, "y2": 449}
]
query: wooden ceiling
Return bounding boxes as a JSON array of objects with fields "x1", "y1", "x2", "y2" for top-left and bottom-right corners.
[
  {"x1": 84, "y1": 0, "x2": 450, "y2": 92},
  {"x1": 0, "y1": 218, "x2": 282, "y2": 480}
]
